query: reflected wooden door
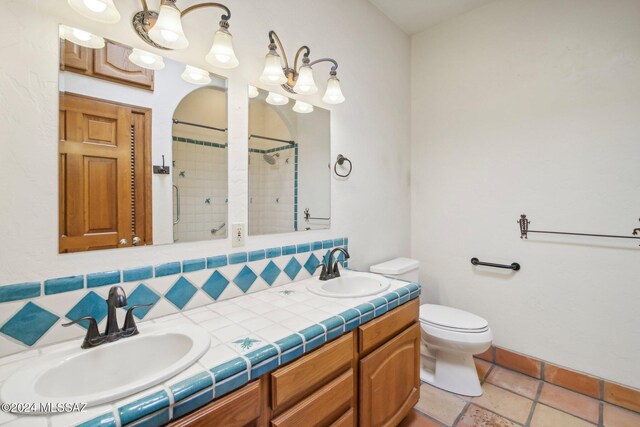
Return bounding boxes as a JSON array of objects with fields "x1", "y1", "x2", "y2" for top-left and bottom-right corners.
[{"x1": 59, "y1": 93, "x2": 151, "y2": 253}]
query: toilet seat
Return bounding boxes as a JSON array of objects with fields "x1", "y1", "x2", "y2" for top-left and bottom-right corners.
[{"x1": 419, "y1": 304, "x2": 489, "y2": 333}]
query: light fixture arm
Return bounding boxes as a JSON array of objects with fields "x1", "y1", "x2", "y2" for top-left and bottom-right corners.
[
  {"x1": 181, "y1": 2, "x2": 231, "y2": 22},
  {"x1": 293, "y1": 46, "x2": 311, "y2": 71},
  {"x1": 308, "y1": 58, "x2": 339, "y2": 73},
  {"x1": 268, "y1": 30, "x2": 290, "y2": 69}
]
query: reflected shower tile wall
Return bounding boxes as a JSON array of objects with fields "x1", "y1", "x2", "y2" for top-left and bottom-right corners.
[{"x1": 173, "y1": 139, "x2": 228, "y2": 242}]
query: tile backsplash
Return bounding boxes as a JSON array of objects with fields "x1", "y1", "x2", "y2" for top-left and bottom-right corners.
[{"x1": 0, "y1": 237, "x2": 348, "y2": 358}]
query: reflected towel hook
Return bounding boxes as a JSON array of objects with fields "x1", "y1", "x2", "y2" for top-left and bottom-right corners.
[{"x1": 334, "y1": 154, "x2": 352, "y2": 178}]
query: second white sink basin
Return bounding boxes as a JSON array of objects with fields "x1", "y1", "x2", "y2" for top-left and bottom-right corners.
[
  {"x1": 1, "y1": 324, "x2": 210, "y2": 412},
  {"x1": 306, "y1": 271, "x2": 391, "y2": 298}
]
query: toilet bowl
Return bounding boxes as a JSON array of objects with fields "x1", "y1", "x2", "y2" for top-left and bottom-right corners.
[
  {"x1": 370, "y1": 258, "x2": 493, "y2": 397},
  {"x1": 419, "y1": 304, "x2": 492, "y2": 396}
]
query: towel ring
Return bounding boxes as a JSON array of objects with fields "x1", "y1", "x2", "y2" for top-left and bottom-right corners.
[{"x1": 334, "y1": 154, "x2": 352, "y2": 178}]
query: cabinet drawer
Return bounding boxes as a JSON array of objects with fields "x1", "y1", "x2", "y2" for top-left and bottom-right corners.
[
  {"x1": 358, "y1": 298, "x2": 418, "y2": 355},
  {"x1": 271, "y1": 331, "x2": 354, "y2": 412},
  {"x1": 271, "y1": 369, "x2": 354, "y2": 427},
  {"x1": 331, "y1": 408, "x2": 355, "y2": 427},
  {"x1": 169, "y1": 379, "x2": 262, "y2": 427}
]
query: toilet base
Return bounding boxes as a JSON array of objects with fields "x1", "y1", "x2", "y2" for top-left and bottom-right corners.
[{"x1": 420, "y1": 350, "x2": 483, "y2": 397}]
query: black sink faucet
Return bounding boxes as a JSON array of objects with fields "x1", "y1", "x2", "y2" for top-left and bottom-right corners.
[
  {"x1": 316, "y1": 247, "x2": 350, "y2": 281},
  {"x1": 63, "y1": 285, "x2": 151, "y2": 349}
]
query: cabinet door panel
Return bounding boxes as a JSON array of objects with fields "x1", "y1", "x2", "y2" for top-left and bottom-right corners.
[
  {"x1": 359, "y1": 299, "x2": 419, "y2": 356},
  {"x1": 93, "y1": 41, "x2": 154, "y2": 89},
  {"x1": 359, "y1": 323, "x2": 420, "y2": 427}
]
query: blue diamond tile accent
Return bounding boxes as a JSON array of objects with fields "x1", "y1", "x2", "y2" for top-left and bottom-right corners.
[
  {"x1": 124, "y1": 284, "x2": 160, "y2": 319},
  {"x1": 0, "y1": 282, "x2": 40, "y2": 303},
  {"x1": 0, "y1": 302, "x2": 59, "y2": 346},
  {"x1": 66, "y1": 291, "x2": 108, "y2": 329},
  {"x1": 284, "y1": 258, "x2": 302, "y2": 280},
  {"x1": 303, "y1": 254, "x2": 320, "y2": 275},
  {"x1": 260, "y1": 261, "x2": 281, "y2": 286},
  {"x1": 123, "y1": 266, "x2": 153, "y2": 283},
  {"x1": 86, "y1": 270, "x2": 120, "y2": 288},
  {"x1": 202, "y1": 271, "x2": 229, "y2": 300},
  {"x1": 44, "y1": 275, "x2": 84, "y2": 295},
  {"x1": 165, "y1": 277, "x2": 198, "y2": 309},
  {"x1": 234, "y1": 266, "x2": 257, "y2": 293}
]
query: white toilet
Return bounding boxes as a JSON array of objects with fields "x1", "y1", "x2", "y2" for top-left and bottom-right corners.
[{"x1": 370, "y1": 258, "x2": 493, "y2": 397}]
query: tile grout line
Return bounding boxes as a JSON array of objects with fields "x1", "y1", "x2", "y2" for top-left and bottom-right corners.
[
  {"x1": 451, "y1": 401, "x2": 471, "y2": 427},
  {"x1": 411, "y1": 407, "x2": 451, "y2": 427},
  {"x1": 525, "y1": 380, "x2": 544, "y2": 427},
  {"x1": 598, "y1": 400, "x2": 604, "y2": 427}
]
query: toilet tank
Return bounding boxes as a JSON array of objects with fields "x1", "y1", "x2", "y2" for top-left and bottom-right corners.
[{"x1": 370, "y1": 258, "x2": 420, "y2": 283}]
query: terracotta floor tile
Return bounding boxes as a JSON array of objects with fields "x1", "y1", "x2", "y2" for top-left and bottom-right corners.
[
  {"x1": 544, "y1": 364, "x2": 601, "y2": 399},
  {"x1": 414, "y1": 383, "x2": 467, "y2": 425},
  {"x1": 495, "y1": 348, "x2": 542, "y2": 378},
  {"x1": 457, "y1": 404, "x2": 520, "y2": 427},
  {"x1": 476, "y1": 346, "x2": 495, "y2": 363},
  {"x1": 604, "y1": 382, "x2": 640, "y2": 413},
  {"x1": 471, "y1": 383, "x2": 533, "y2": 424},
  {"x1": 538, "y1": 383, "x2": 599, "y2": 424},
  {"x1": 398, "y1": 410, "x2": 443, "y2": 427},
  {"x1": 486, "y1": 366, "x2": 540, "y2": 399},
  {"x1": 475, "y1": 359, "x2": 493, "y2": 381},
  {"x1": 603, "y1": 403, "x2": 640, "y2": 427},
  {"x1": 530, "y1": 404, "x2": 596, "y2": 427}
]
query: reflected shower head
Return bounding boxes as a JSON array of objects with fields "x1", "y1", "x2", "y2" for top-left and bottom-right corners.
[{"x1": 263, "y1": 153, "x2": 280, "y2": 165}]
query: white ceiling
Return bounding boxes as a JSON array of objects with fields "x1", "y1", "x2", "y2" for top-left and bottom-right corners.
[{"x1": 369, "y1": 0, "x2": 495, "y2": 35}]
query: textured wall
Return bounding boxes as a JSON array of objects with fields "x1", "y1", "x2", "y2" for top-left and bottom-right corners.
[
  {"x1": 0, "y1": 0, "x2": 411, "y2": 284},
  {"x1": 411, "y1": 0, "x2": 640, "y2": 388}
]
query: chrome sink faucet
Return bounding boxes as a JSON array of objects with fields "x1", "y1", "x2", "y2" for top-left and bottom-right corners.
[
  {"x1": 63, "y1": 285, "x2": 150, "y2": 349},
  {"x1": 316, "y1": 247, "x2": 351, "y2": 281}
]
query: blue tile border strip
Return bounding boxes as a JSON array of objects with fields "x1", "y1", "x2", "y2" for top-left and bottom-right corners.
[
  {"x1": 56, "y1": 280, "x2": 420, "y2": 427},
  {"x1": 0, "y1": 237, "x2": 349, "y2": 303}
]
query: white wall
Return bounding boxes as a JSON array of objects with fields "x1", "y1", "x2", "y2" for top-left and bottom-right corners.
[
  {"x1": 0, "y1": 1, "x2": 410, "y2": 283},
  {"x1": 411, "y1": 0, "x2": 640, "y2": 388}
]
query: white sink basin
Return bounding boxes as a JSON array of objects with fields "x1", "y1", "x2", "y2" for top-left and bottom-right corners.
[
  {"x1": 306, "y1": 271, "x2": 391, "y2": 298},
  {"x1": 1, "y1": 324, "x2": 210, "y2": 412}
]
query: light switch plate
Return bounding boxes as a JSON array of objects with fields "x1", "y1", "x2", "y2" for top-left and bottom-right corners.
[{"x1": 232, "y1": 223, "x2": 244, "y2": 247}]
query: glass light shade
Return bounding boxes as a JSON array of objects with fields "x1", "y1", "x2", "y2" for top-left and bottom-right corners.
[
  {"x1": 293, "y1": 100, "x2": 314, "y2": 114},
  {"x1": 248, "y1": 85, "x2": 259, "y2": 98},
  {"x1": 68, "y1": 0, "x2": 120, "y2": 23},
  {"x1": 128, "y1": 48, "x2": 165, "y2": 70},
  {"x1": 59, "y1": 25, "x2": 105, "y2": 49},
  {"x1": 322, "y1": 76, "x2": 345, "y2": 104},
  {"x1": 148, "y1": 2, "x2": 189, "y2": 49},
  {"x1": 265, "y1": 92, "x2": 289, "y2": 106},
  {"x1": 181, "y1": 65, "x2": 211, "y2": 85},
  {"x1": 293, "y1": 65, "x2": 318, "y2": 95},
  {"x1": 205, "y1": 28, "x2": 239, "y2": 69},
  {"x1": 259, "y1": 52, "x2": 287, "y2": 85}
]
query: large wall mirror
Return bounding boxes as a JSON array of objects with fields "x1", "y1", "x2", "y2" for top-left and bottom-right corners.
[
  {"x1": 58, "y1": 26, "x2": 227, "y2": 253},
  {"x1": 248, "y1": 87, "x2": 331, "y2": 235}
]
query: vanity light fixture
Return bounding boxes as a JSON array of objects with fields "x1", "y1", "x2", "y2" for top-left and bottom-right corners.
[
  {"x1": 292, "y1": 100, "x2": 314, "y2": 114},
  {"x1": 67, "y1": 0, "x2": 120, "y2": 23},
  {"x1": 248, "y1": 85, "x2": 259, "y2": 98},
  {"x1": 258, "y1": 30, "x2": 345, "y2": 104},
  {"x1": 128, "y1": 48, "x2": 165, "y2": 70},
  {"x1": 266, "y1": 92, "x2": 289, "y2": 106},
  {"x1": 181, "y1": 65, "x2": 211, "y2": 85},
  {"x1": 132, "y1": 0, "x2": 239, "y2": 69},
  {"x1": 59, "y1": 25, "x2": 105, "y2": 49}
]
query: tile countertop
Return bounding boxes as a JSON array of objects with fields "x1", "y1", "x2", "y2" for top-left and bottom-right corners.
[{"x1": 0, "y1": 274, "x2": 421, "y2": 427}]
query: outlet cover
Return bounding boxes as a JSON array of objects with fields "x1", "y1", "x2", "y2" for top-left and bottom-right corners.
[{"x1": 232, "y1": 223, "x2": 244, "y2": 247}]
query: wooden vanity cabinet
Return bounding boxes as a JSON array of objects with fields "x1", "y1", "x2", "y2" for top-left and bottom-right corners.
[{"x1": 172, "y1": 299, "x2": 420, "y2": 427}]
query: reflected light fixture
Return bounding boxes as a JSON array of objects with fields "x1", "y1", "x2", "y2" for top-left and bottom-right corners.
[
  {"x1": 248, "y1": 85, "x2": 259, "y2": 98},
  {"x1": 59, "y1": 25, "x2": 105, "y2": 49},
  {"x1": 265, "y1": 92, "x2": 289, "y2": 106},
  {"x1": 258, "y1": 30, "x2": 344, "y2": 105},
  {"x1": 128, "y1": 48, "x2": 165, "y2": 70},
  {"x1": 131, "y1": 0, "x2": 238, "y2": 69},
  {"x1": 292, "y1": 100, "x2": 314, "y2": 114},
  {"x1": 181, "y1": 65, "x2": 211, "y2": 85},
  {"x1": 67, "y1": 0, "x2": 120, "y2": 23}
]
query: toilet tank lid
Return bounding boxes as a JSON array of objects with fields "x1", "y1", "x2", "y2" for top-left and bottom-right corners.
[{"x1": 370, "y1": 258, "x2": 419, "y2": 275}]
